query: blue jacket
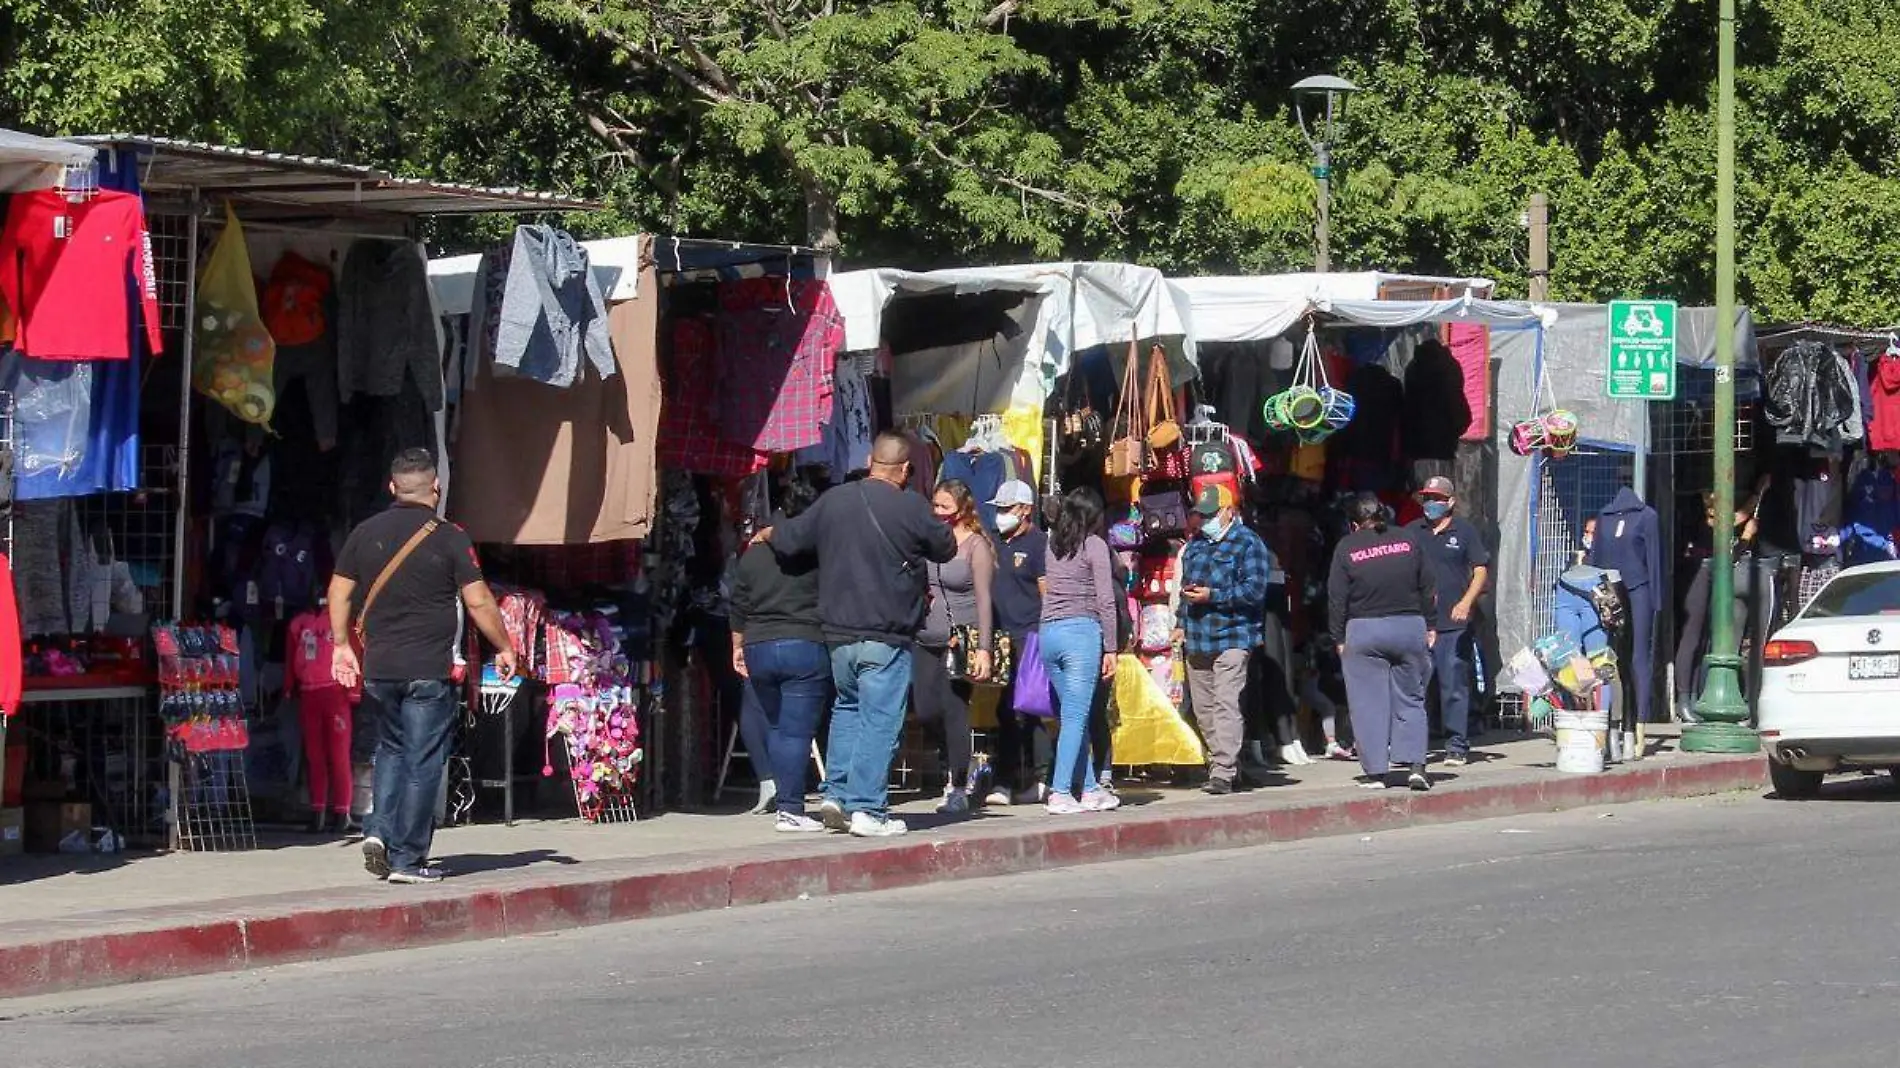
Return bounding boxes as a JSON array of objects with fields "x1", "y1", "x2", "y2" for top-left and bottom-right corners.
[
  {"x1": 1589, "y1": 488, "x2": 1662, "y2": 594},
  {"x1": 1179, "y1": 523, "x2": 1271, "y2": 655}
]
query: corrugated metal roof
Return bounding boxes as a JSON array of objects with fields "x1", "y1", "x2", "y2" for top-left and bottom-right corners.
[{"x1": 74, "y1": 134, "x2": 599, "y2": 216}]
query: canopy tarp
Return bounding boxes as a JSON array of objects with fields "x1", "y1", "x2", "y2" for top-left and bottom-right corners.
[
  {"x1": 1169, "y1": 272, "x2": 1497, "y2": 343},
  {"x1": 832, "y1": 261, "x2": 1196, "y2": 413},
  {"x1": 0, "y1": 128, "x2": 95, "y2": 193}
]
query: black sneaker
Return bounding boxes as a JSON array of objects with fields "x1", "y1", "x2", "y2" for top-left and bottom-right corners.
[
  {"x1": 1202, "y1": 778, "x2": 1235, "y2": 796},
  {"x1": 362, "y1": 836, "x2": 391, "y2": 879},
  {"x1": 1407, "y1": 765, "x2": 1432, "y2": 791}
]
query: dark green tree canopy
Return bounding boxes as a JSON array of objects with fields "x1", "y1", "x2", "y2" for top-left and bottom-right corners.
[{"x1": 3, "y1": 0, "x2": 1896, "y2": 322}]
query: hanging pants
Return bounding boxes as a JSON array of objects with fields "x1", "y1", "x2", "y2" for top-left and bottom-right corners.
[
  {"x1": 1342, "y1": 615, "x2": 1431, "y2": 777},
  {"x1": 1622, "y1": 583, "x2": 1657, "y2": 732},
  {"x1": 299, "y1": 684, "x2": 354, "y2": 815}
]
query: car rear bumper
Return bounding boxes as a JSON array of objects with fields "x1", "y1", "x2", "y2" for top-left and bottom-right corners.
[{"x1": 1765, "y1": 736, "x2": 1900, "y2": 771}]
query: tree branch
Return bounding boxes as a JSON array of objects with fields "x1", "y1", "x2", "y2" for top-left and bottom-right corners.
[
  {"x1": 983, "y1": 1, "x2": 1020, "y2": 29},
  {"x1": 923, "y1": 141, "x2": 1125, "y2": 229}
]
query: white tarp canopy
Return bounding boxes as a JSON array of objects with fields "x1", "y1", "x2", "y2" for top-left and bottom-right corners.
[
  {"x1": 831, "y1": 261, "x2": 1196, "y2": 413},
  {"x1": 1170, "y1": 272, "x2": 1497, "y2": 343},
  {"x1": 0, "y1": 128, "x2": 95, "y2": 194}
]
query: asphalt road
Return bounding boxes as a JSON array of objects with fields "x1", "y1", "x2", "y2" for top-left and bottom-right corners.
[{"x1": 6, "y1": 777, "x2": 1900, "y2": 1068}]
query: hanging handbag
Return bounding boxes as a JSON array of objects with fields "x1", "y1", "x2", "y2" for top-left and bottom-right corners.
[
  {"x1": 1058, "y1": 357, "x2": 1105, "y2": 457},
  {"x1": 1105, "y1": 337, "x2": 1151, "y2": 478},
  {"x1": 1137, "y1": 603, "x2": 1176, "y2": 653},
  {"x1": 1138, "y1": 487, "x2": 1188, "y2": 539},
  {"x1": 1012, "y1": 629, "x2": 1055, "y2": 717},
  {"x1": 1144, "y1": 344, "x2": 1183, "y2": 452}
]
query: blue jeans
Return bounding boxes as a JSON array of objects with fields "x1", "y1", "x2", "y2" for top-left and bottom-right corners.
[
  {"x1": 744, "y1": 639, "x2": 832, "y2": 816},
  {"x1": 1431, "y1": 627, "x2": 1476, "y2": 755},
  {"x1": 1040, "y1": 617, "x2": 1103, "y2": 798},
  {"x1": 822, "y1": 641, "x2": 913, "y2": 819},
  {"x1": 363, "y1": 678, "x2": 457, "y2": 874}
]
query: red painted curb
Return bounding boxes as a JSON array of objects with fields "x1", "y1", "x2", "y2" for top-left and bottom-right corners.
[{"x1": 0, "y1": 754, "x2": 1769, "y2": 999}]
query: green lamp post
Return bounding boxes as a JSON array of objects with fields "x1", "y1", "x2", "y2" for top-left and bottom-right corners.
[{"x1": 1683, "y1": 0, "x2": 1759, "y2": 754}]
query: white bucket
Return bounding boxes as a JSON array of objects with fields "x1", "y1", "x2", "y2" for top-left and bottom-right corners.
[{"x1": 1552, "y1": 710, "x2": 1609, "y2": 774}]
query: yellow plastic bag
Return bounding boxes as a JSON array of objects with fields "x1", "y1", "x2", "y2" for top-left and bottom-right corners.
[
  {"x1": 192, "y1": 204, "x2": 276, "y2": 425},
  {"x1": 1110, "y1": 653, "x2": 1205, "y2": 766}
]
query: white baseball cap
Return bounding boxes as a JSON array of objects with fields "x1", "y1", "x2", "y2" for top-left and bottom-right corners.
[{"x1": 988, "y1": 480, "x2": 1036, "y2": 508}]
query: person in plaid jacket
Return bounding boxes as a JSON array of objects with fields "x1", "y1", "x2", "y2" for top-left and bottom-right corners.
[{"x1": 1179, "y1": 485, "x2": 1272, "y2": 794}]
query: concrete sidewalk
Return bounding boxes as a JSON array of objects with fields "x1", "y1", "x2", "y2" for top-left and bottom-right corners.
[{"x1": 0, "y1": 730, "x2": 1768, "y2": 997}]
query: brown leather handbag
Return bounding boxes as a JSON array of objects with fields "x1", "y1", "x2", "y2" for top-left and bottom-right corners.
[
  {"x1": 1104, "y1": 338, "x2": 1151, "y2": 478},
  {"x1": 1145, "y1": 344, "x2": 1182, "y2": 452}
]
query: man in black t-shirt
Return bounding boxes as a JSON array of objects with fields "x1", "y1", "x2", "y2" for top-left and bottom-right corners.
[
  {"x1": 328, "y1": 449, "x2": 516, "y2": 885},
  {"x1": 1404, "y1": 477, "x2": 1490, "y2": 766}
]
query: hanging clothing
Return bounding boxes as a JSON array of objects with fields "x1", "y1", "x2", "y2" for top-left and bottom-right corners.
[
  {"x1": 337, "y1": 240, "x2": 443, "y2": 411},
  {"x1": 1330, "y1": 364, "x2": 1404, "y2": 487},
  {"x1": 714, "y1": 278, "x2": 842, "y2": 453},
  {"x1": 1764, "y1": 340, "x2": 1858, "y2": 451},
  {"x1": 1401, "y1": 338, "x2": 1471, "y2": 462},
  {"x1": 795, "y1": 354, "x2": 874, "y2": 481},
  {"x1": 1589, "y1": 488, "x2": 1663, "y2": 723},
  {"x1": 1869, "y1": 352, "x2": 1900, "y2": 453},
  {"x1": 1197, "y1": 344, "x2": 1277, "y2": 443},
  {"x1": 0, "y1": 553, "x2": 19, "y2": 718},
  {"x1": 0, "y1": 188, "x2": 163, "y2": 361},
  {"x1": 451, "y1": 268, "x2": 663, "y2": 545},
  {"x1": 657, "y1": 316, "x2": 768, "y2": 478},
  {"x1": 264, "y1": 252, "x2": 341, "y2": 448},
  {"x1": 492, "y1": 225, "x2": 615, "y2": 389}
]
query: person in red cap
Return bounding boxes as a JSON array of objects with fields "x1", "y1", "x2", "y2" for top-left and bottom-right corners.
[
  {"x1": 1405, "y1": 475, "x2": 1490, "y2": 765},
  {"x1": 1179, "y1": 484, "x2": 1272, "y2": 794}
]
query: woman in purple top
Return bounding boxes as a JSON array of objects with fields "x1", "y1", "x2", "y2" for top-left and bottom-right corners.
[{"x1": 1038, "y1": 488, "x2": 1121, "y2": 814}]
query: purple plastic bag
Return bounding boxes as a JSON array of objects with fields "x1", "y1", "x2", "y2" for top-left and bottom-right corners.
[{"x1": 1012, "y1": 629, "x2": 1055, "y2": 718}]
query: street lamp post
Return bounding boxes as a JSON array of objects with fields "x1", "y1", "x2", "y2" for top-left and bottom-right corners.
[
  {"x1": 1293, "y1": 75, "x2": 1361, "y2": 274},
  {"x1": 1684, "y1": 0, "x2": 1758, "y2": 753}
]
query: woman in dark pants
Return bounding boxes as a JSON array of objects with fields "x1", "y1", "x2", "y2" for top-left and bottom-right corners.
[
  {"x1": 730, "y1": 479, "x2": 831, "y2": 834},
  {"x1": 914, "y1": 479, "x2": 995, "y2": 815},
  {"x1": 1327, "y1": 494, "x2": 1438, "y2": 791}
]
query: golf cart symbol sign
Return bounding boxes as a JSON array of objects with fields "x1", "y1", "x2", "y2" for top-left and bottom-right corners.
[{"x1": 1606, "y1": 299, "x2": 1678, "y2": 401}]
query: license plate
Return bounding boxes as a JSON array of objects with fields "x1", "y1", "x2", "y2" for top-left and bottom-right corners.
[{"x1": 1848, "y1": 654, "x2": 1900, "y2": 680}]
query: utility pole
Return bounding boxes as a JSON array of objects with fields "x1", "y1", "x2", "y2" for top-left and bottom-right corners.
[
  {"x1": 1293, "y1": 75, "x2": 1361, "y2": 274},
  {"x1": 1684, "y1": 0, "x2": 1758, "y2": 752},
  {"x1": 1315, "y1": 143, "x2": 1332, "y2": 273},
  {"x1": 1527, "y1": 193, "x2": 1550, "y2": 303}
]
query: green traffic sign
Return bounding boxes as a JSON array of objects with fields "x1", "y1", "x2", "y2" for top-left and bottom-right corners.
[{"x1": 1606, "y1": 299, "x2": 1678, "y2": 400}]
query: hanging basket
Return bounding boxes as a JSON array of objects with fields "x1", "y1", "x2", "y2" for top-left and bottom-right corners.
[
  {"x1": 1264, "y1": 320, "x2": 1354, "y2": 443},
  {"x1": 1512, "y1": 352, "x2": 1582, "y2": 459}
]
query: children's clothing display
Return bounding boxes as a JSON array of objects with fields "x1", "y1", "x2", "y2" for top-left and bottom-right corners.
[{"x1": 286, "y1": 608, "x2": 352, "y2": 817}]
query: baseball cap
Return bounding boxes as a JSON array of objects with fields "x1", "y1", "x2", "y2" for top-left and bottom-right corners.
[
  {"x1": 1193, "y1": 484, "x2": 1236, "y2": 516},
  {"x1": 1417, "y1": 475, "x2": 1455, "y2": 499},
  {"x1": 989, "y1": 480, "x2": 1036, "y2": 509}
]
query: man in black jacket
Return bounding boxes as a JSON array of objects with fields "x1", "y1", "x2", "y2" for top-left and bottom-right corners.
[{"x1": 761, "y1": 433, "x2": 956, "y2": 837}]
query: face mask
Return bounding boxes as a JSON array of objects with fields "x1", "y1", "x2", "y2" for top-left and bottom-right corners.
[
  {"x1": 1203, "y1": 516, "x2": 1228, "y2": 541},
  {"x1": 1423, "y1": 501, "x2": 1452, "y2": 522},
  {"x1": 1582, "y1": 536, "x2": 1594, "y2": 552},
  {"x1": 996, "y1": 512, "x2": 1021, "y2": 535}
]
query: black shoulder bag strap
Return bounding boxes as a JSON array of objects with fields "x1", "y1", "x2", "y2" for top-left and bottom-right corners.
[{"x1": 859, "y1": 484, "x2": 915, "y2": 576}]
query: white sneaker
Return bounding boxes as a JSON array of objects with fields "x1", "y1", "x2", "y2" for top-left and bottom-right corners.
[
  {"x1": 1046, "y1": 792, "x2": 1085, "y2": 815},
  {"x1": 984, "y1": 788, "x2": 1013, "y2": 806},
  {"x1": 775, "y1": 813, "x2": 827, "y2": 834},
  {"x1": 1082, "y1": 789, "x2": 1121, "y2": 812},
  {"x1": 848, "y1": 812, "x2": 909, "y2": 838},
  {"x1": 1279, "y1": 743, "x2": 1312, "y2": 766}
]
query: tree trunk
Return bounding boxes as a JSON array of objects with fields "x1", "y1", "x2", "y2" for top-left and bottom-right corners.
[{"x1": 802, "y1": 176, "x2": 841, "y2": 252}]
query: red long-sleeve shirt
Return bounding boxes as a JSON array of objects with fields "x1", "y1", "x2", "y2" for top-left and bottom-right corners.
[
  {"x1": 0, "y1": 189, "x2": 164, "y2": 361},
  {"x1": 0, "y1": 554, "x2": 22, "y2": 718}
]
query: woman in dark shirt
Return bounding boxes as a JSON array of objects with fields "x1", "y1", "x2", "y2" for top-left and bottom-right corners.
[
  {"x1": 1327, "y1": 493, "x2": 1437, "y2": 791},
  {"x1": 730, "y1": 479, "x2": 829, "y2": 833}
]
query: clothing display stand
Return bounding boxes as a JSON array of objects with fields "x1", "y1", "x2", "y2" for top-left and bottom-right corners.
[{"x1": 170, "y1": 750, "x2": 257, "y2": 852}]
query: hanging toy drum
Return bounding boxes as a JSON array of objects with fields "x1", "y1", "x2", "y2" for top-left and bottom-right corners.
[
  {"x1": 1541, "y1": 409, "x2": 1580, "y2": 457},
  {"x1": 1264, "y1": 318, "x2": 1355, "y2": 444}
]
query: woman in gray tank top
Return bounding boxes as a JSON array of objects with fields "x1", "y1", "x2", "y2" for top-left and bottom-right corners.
[{"x1": 916, "y1": 479, "x2": 995, "y2": 815}]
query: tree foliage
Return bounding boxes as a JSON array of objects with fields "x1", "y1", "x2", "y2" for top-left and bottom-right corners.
[{"x1": 2, "y1": 0, "x2": 1898, "y2": 322}]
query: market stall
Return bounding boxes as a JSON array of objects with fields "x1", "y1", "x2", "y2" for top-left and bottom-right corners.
[{"x1": 1, "y1": 133, "x2": 594, "y2": 854}]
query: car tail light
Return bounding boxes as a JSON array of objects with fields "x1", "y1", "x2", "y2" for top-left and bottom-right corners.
[{"x1": 1762, "y1": 639, "x2": 1820, "y2": 666}]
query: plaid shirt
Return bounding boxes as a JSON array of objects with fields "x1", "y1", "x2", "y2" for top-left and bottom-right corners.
[
  {"x1": 715, "y1": 278, "x2": 841, "y2": 453},
  {"x1": 659, "y1": 317, "x2": 769, "y2": 477},
  {"x1": 1179, "y1": 523, "x2": 1271, "y2": 655}
]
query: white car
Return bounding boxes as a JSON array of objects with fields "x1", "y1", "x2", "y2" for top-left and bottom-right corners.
[{"x1": 1757, "y1": 560, "x2": 1900, "y2": 797}]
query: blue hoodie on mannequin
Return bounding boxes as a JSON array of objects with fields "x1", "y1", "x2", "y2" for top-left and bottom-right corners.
[{"x1": 1589, "y1": 487, "x2": 1662, "y2": 723}]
